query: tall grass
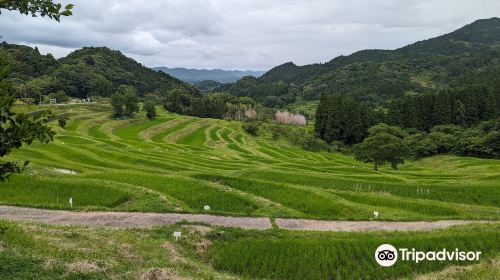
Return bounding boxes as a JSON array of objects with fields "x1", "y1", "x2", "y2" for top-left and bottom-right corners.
[
  {"x1": 176, "y1": 125, "x2": 209, "y2": 147},
  {"x1": 114, "y1": 118, "x2": 169, "y2": 141},
  {"x1": 150, "y1": 119, "x2": 197, "y2": 142},
  {"x1": 240, "y1": 170, "x2": 500, "y2": 207},
  {"x1": 209, "y1": 224, "x2": 500, "y2": 279},
  {"x1": 196, "y1": 174, "x2": 364, "y2": 219},
  {"x1": 0, "y1": 175, "x2": 130, "y2": 209},
  {"x1": 91, "y1": 172, "x2": 259, "y2": 215},
  {"x1": 88, "y1": 124, "x2": 109, "y2": 139}
]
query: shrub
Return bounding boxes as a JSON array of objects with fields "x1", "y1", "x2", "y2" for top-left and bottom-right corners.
[
  {"x1": 453, "y1": 129, "x2": 493, "y2": 157},
  {"x1": 58, "y1": 115, "x2": 69, "y2": 128},
  {"x1": 48, "y1": 91, "x2": 69, "y2": 103},
  {"x1": 143, "y1": 100, "x2": 157, "y2": 120},
  {"x1": 302, "y1": 135, "x2": 329, "y2": 152},
  {"x1": 484, "y1": 131, "x2": 500, "y2": 157},
  {"x1": 411, "y1": 132, "x2": 454, "y2": 158},
  {"x1": 242, "y1": 121, "x2": 259, "y2": 136}
]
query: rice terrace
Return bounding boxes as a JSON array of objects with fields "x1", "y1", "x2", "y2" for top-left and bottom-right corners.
[
  {"x1": 1, "y1": 1, "x2": 500, "y2": 279},
  {"x1": 0, "y1": 103, "x2": 498, "y2": 279}
]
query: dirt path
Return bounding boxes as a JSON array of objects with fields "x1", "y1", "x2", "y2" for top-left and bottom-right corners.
[
  {"x1": 275, "y1": 218, "x2": 489, "y2": 231},
  {"x1": 0, "y1": 206, "x2": 271, "y2": 229},
  {"x1": 0, "y1": 206, "x2": 492, "y2": 231}
]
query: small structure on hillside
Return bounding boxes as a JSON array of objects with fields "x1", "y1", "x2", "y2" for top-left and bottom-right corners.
[{"x1": 49, "y1": 98, "x2": 57, "y2": 105}]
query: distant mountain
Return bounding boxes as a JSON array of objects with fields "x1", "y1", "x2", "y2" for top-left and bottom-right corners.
[
  {"x1": 1, "y1": 43, "x2": 195, "y2": 98},
  {"x1": 153, "y1": 67, "x2": 266, "y2": 83},
  {"x1": 59, "y1": 47, "x2": 193, "y2": 95},
  {"x1": 228, "y1": 17, "x2": 500, "y2": 105}
]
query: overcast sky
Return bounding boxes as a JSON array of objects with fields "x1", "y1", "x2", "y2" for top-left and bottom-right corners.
[{"x1": 1, "y1": 0, "x2": 499, "y2": 70}]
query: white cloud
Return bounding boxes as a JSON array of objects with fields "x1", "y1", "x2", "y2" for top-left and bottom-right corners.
[{"x1": 1, "y1": 0, "x2": 499, "y2": 70}]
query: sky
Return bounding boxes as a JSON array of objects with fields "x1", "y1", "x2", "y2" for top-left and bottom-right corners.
[{"x1": 1, "y1": 0, "x2": 500, "y2": 71}]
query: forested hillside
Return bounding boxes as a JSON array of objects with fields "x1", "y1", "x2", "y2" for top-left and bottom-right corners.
[
  {"x1": 0, "y1": 43, "x2": 194, "y2": 100},
  {"x1": 224, "y1": 18, "x2": 500, "y2": 105}
]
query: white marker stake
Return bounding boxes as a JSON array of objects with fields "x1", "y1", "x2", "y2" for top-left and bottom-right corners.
[
  {"x1": 173, "y1": 231, "x2": 182, "y2": 241},
  {"x1": 69, "y1": 197, "x2": 73, "y2": 208},
  {"x1": 373, "y1": 211, "x2": 379, "y2": 219},
  {"x1": 204, "y1": 205, "x2": 211, "y2": 211}
]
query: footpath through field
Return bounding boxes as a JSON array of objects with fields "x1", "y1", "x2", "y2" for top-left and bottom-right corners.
[{"x1": 0, "y1": 206, "x2": 492, "y2": 231}]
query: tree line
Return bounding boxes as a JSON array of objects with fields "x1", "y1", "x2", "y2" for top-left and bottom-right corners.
[
  {"x1": 314, "y1": 93, "x2": 383, "y2": 145},
  {"x1": 314, "y1": 89, "x2": 500, "y2": 168},
  {"x1": 163, "y1": 90, "x2": 256, "y2": 119},
  {"x1": 387, "y1": 86, "x2": 499, "y2": 131}
]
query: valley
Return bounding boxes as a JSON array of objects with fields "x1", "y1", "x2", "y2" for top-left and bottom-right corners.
[{"x1": 0, "y1": 103, "x2": 497, "y2": 279}]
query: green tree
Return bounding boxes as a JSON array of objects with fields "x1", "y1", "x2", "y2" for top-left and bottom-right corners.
[
  {"x1": 242, "y1": 120, "x2": 259, "y2": 136},
  {"x1": 143, "y1": 100, "x2": 156, "y2": 120},
  {"x1": 163, "y1": 88, "x2": 183, "y2": 113},
  {"x1": 0, "y1": 0, "x2": 72, "y2": 181},
  {"x1": 452, "y1": 100, "x2": 466, "y2": 126},
  {"x1": 54, "y1": 64, "x2": 113, "y2": 98},
  {"x1": 0, "y1": 63, "x2": 54, "y2": 180},
  {"x1": 58, "y1": 115, "x2": 68, "y2": 128},
  {"x1": 123, "y1": 88, "x2": 138, "y2": 117},
  {"x1": 203, "y1": 95, "x2": 225, "y2": 119},
  {"x1": 314, "y1": 94, "x2": 376, "y2": 145},
  {"x1": 110, "y1": 94, "x2": 124, "y2": 119},
  {"x1": 110, "y1": 85, "x2": 138, "y2": 117},
  {"x1": 484, "y1": 131, "x2": 500, "y2": 157},
  {"x1": 353, "y1": 124, "x2": 408, "y2": 170},
  {"x1": 0, "y1": 0, "x2": 73, "y2": 21}
]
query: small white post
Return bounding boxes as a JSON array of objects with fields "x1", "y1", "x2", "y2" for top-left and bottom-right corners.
[
  {"x1": 69, "y1": 197, "x2": 73, "y2": 208},
  {"x1": 173, "y1": 231, "x2": 182, "y2": 241},
  {"x1": 373, "y1": 211, "x2": 379, "y2": 219}
]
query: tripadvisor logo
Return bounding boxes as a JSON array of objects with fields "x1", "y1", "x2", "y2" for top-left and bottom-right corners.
[
  {"x1": 375, "y1": 244, "x2": 481, "y2": 267},
  {"x1": 375, "y1": 244, "x2": 398, "y2": 266}
]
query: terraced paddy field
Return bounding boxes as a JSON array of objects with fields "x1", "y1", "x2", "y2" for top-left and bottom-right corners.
[{"x1": 1, "y1": 103, "x2": 499, "y2": 279}]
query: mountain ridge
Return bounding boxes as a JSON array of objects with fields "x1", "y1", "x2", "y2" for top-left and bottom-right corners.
[
  {"x1": 0, "y1": 43, "x2": 195, "y2": 98},
  {"x1": 225, "y1": 17, "x2": 500, "y2": 105},
  {"x1": 154, "y1": 66, "x2": 265, "y2": 83}
]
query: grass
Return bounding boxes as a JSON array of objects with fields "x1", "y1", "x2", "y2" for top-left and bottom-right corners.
[
  {"x1": 197, "y1": 174, "x2": 365, "y2": 219},
  {"x1": 208, "y1": 223, "x2": 500, "y2": 280},
  {"x1": 3, "y1": 102, "x2": 500, "y2": 279},
  {"x1": 4, "y1": 103, "x2": 499, "y2": 220},
  {"x1": 113, "y1": 117, "x2": 170, "y2": 141},
  {"x1": 150, "y1": 118, "x2": 197, "y2": 142},
  {"x1": 237, "y1": 170, "x2": 500, "y2": 207},
  {"x1": 0, "y1": 174, "x2": 130, "y2": 209},
  {"x1": 88, "y1": 124, "x2": 109, "y2": 139},
  {"x1": 176, "y1": 124, "x2": 210, "y2": 147},
  {"x1": 0, "y1": 220, "x2": 498, "y2": 279},
  {"x1": 0, "y1": 220, "x2": 231, "y2": 279},
  {"x1": 88, "y1": 172, "x2": 259, "y2": 214}
]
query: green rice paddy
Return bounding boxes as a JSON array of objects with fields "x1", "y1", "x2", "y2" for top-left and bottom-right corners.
[
  {"x1": 5, "y1": 103, "x2": 499, "y2": 221},
  {"x1": 2, "y1": 103, "x2": 499, "y2": 279}
]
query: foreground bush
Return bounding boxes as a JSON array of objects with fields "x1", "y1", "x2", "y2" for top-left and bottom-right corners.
[
  {"x1": 242, "y1": 120, "x2": 259, "y2": 136},
  {"x1": 302, "y1": 135, "x2": 330, "y2": 152}
]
